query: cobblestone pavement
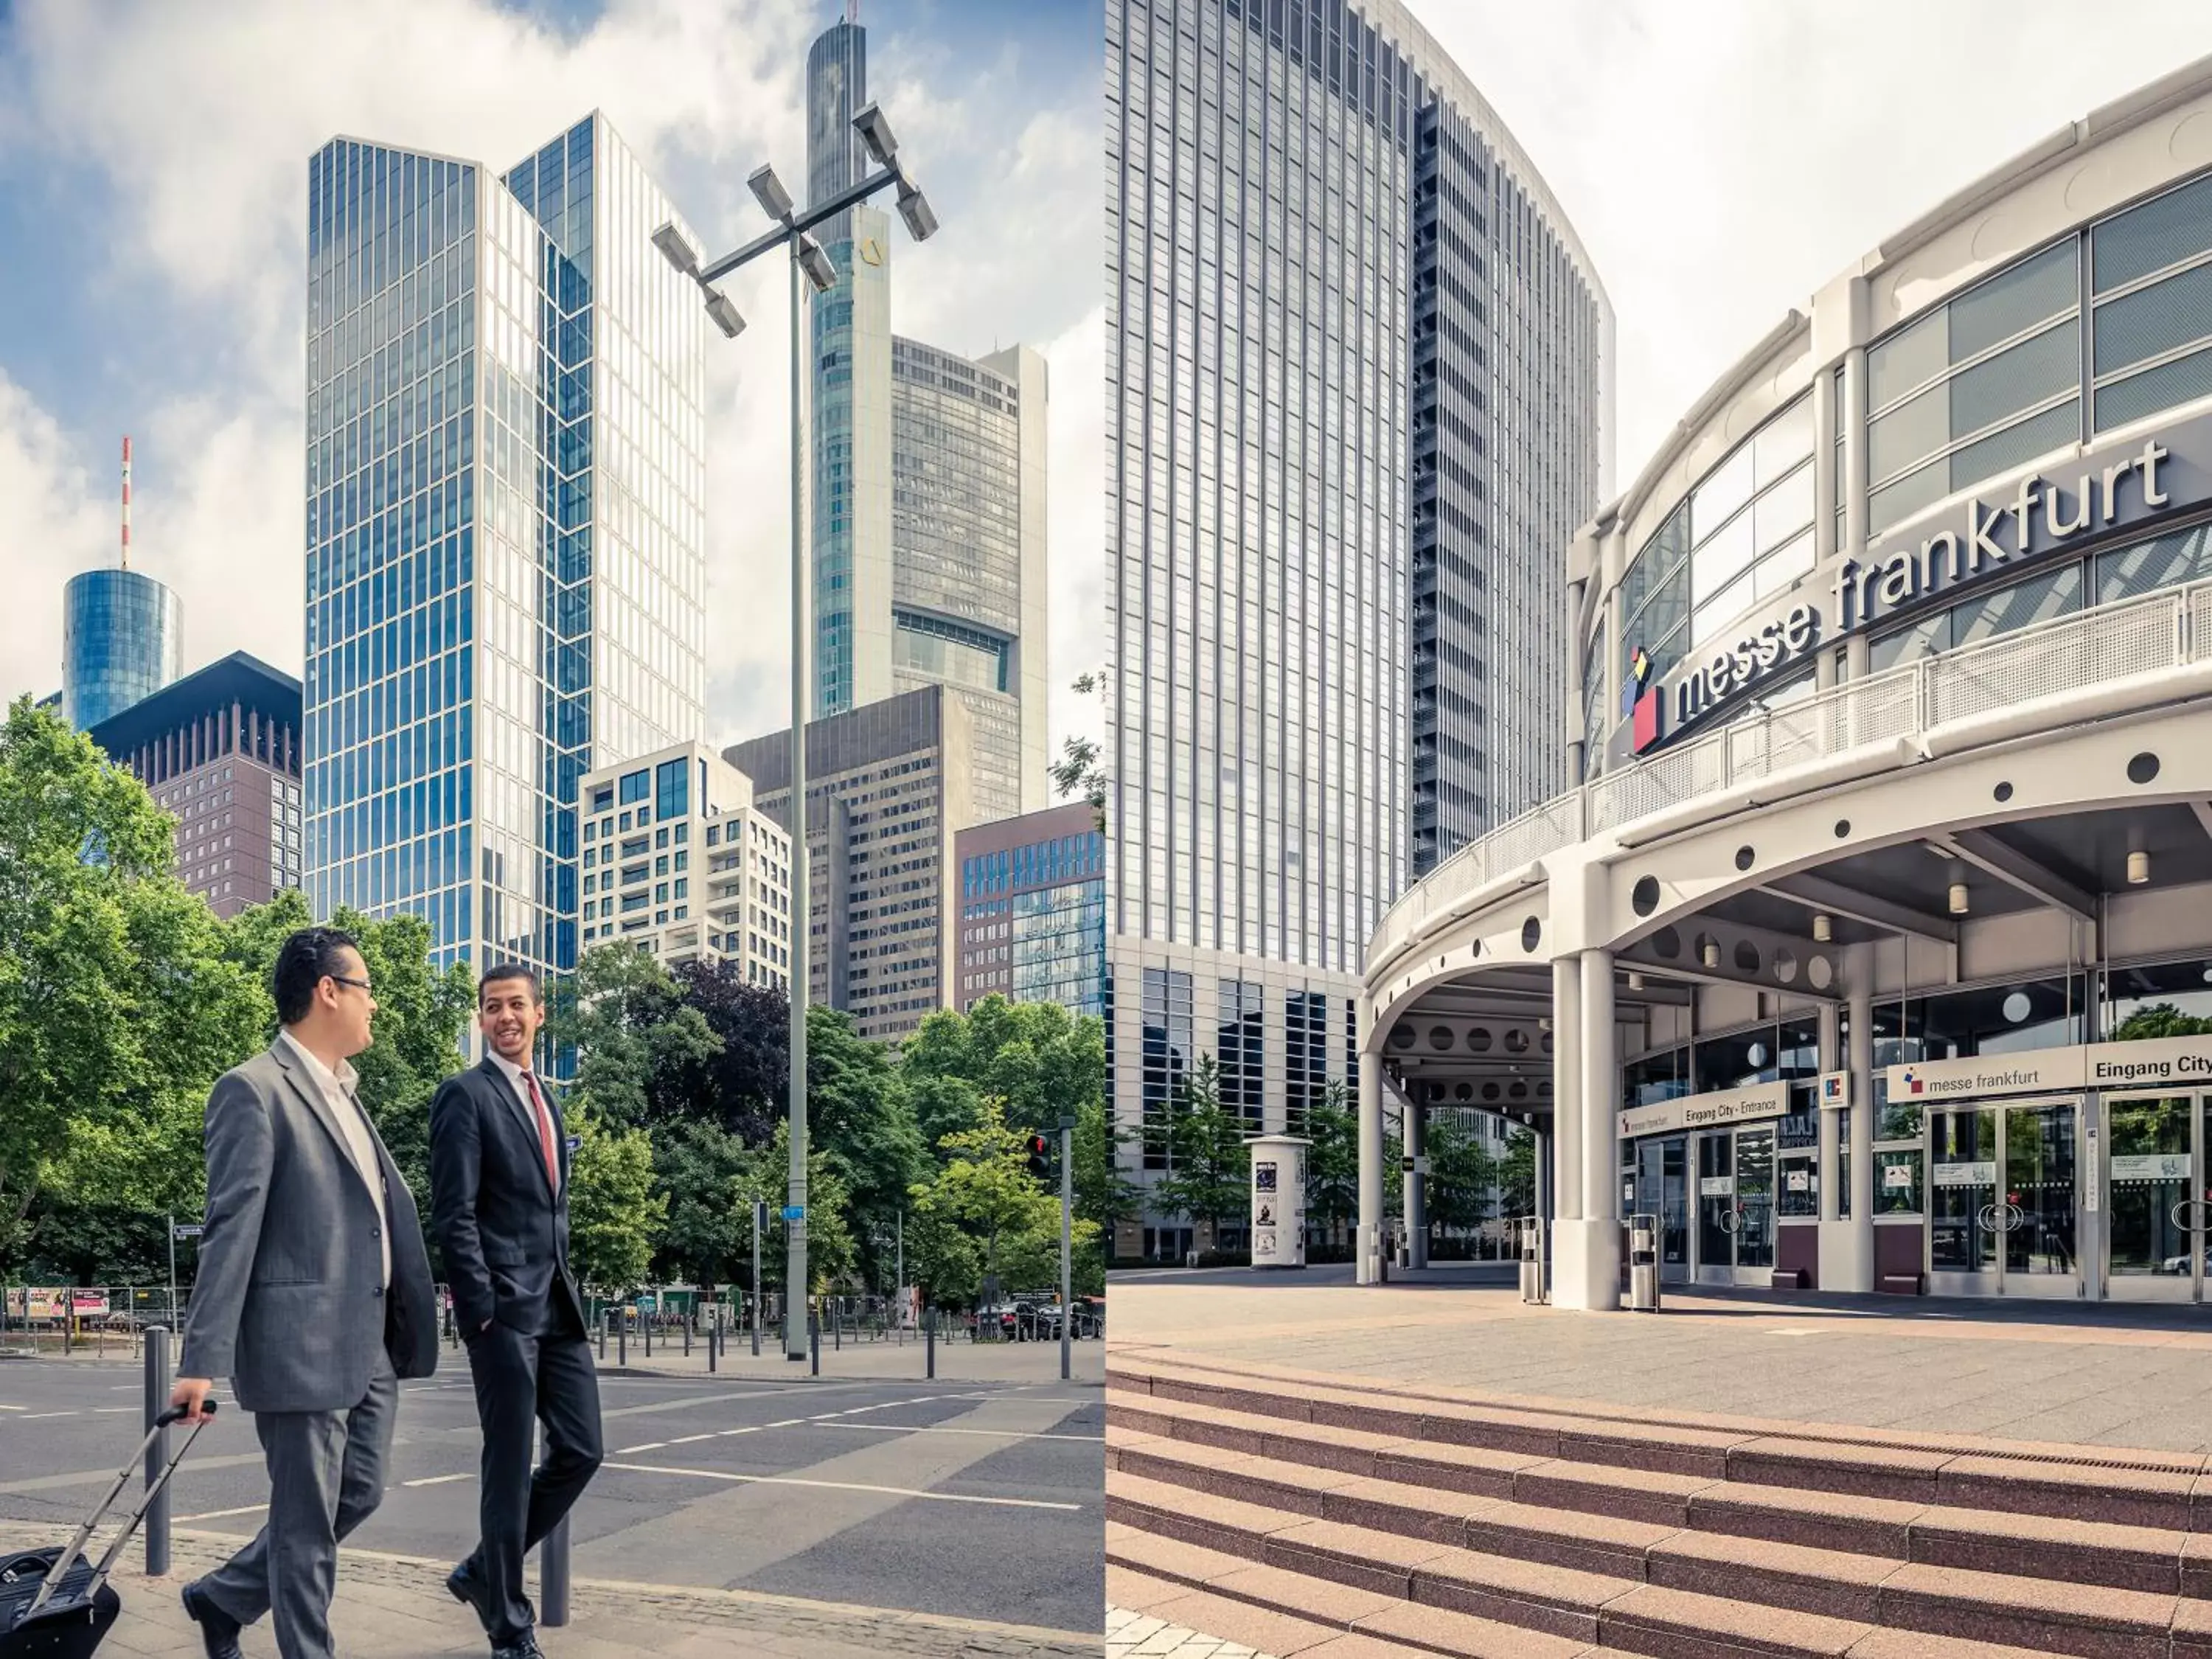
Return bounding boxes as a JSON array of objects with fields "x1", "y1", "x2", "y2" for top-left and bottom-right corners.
[
  {"x1": 1108, "y1": 1604, "x2": 1274, "y2": 1659},
  {"x1": 1, "y1": 1525, "x2": 1099, "y2": 1658},
  {"x1": 1108, "y1": 1263, "x2": 2212, "y2": 1451}
]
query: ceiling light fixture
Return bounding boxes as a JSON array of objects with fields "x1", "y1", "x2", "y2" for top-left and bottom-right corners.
[
  {"x1": 2129, "y1": 849, "x2": 2151, "y2": 886},
  {"x1": 1702, "y1": 939, "x2": 1721, "y2": 969},
  {"x1": 1812, "y1": 914, "x2": 1833, "y2": 942},
  {"x1": 1948, "y1": 881, "x2": 1970, "y2": 916},
  {"x1": 1627, "y1": 972, "x2": 1646, "y2": 992}
]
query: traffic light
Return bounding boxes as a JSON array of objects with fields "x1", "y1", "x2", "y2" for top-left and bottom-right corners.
[{"x1": 1026, "y1": 1133, "x2": 1051, "y2": 1181}]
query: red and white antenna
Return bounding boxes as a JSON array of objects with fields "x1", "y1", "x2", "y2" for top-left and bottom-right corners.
[{"x1": 120, "y1": 435, "x2": 132, "y2": 570}]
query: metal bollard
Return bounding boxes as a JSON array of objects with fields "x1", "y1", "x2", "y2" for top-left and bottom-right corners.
[
  {"x1": 597, "y1": 1311, "x2": 608, "y2": 1360},
  {"x1": 808, "y1": 1303, "x2": 819, "y2": 1376},
  {"x1": 684, "y1": 1315, "x2": 691, "y2": 1358},
  {"x1": 644, "y1": 1315, "x2": 652, "y2": 1359},
  {"x1": 143, "y1": 1326, "x2": 171, "y2": 1576},
  {"x1": 541, "y1": 1513, "x2": 570, "y2": 1626},
  {"x1": 751, "y1": 1293, "x2": 761, "y2": 1358},
  {"x1": 925, "y1": 1306, "x2": 935, "y2": 1380},
  {"x1": 618, "y1": 1315, "x2": 627, "y2": 1368},
  {"x1": 833, "y1": 1300, "x2": 841, "y2": 1352},
  {"x1": 706, "y1": 1313, "x2": 717, "y2": 1374}
]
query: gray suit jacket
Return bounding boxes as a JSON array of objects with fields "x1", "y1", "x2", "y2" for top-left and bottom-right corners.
[{"x1": 179, "y1": 1040, "x2": 438, "y2": 1413}]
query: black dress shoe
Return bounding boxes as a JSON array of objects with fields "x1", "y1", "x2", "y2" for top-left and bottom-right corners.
[
  {"x1": 180, "y1": 1580, "x2": 244, "y2": 1659},
  {"x1": 491, "y1": 1635, "x2": 543, "y2": 1658},
  {"x1": 446, "y1": 1559, "x2": 494, "y2": 1630}
]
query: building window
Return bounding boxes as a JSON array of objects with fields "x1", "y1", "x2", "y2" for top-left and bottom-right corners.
[
  {"x1": 620, "y1": 769, "x2": 650, "y2": 805},
  {"x1": 1217, "y1": 981, "x2": 1265, "y2": 1130},
  {"x1": 1141, "y1": 967, "x2": 1192, "y2": 1172}
]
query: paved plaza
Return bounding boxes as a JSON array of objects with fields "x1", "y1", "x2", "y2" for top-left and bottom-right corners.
[{"x1": 1109, "y1": 1262, "x2": 2212, "y2": 1453}]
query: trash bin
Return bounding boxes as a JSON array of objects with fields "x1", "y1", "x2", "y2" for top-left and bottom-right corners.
[
  {"x1": 1517, "y1": 1216, "x2": 1546, "y2": 1304},
  {"x1": 1628, "y1": 1213, "x2": 1660, "y2": 1312}
]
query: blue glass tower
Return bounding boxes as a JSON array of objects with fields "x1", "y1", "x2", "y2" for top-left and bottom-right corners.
[
  {"x1": 303, "y1": 117, "x2": 706, "y2": 977},
  {"x1": 63, "y1": 567, "x2": 181, "y2": 731}
]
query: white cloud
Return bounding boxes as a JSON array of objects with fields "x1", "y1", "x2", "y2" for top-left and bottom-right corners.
[
  {"x1": 0, "y1": 0, "x2": 1097, "y2": 759},
  {"x1": 1402, "y1": 0, "x2": 2212, "y2": 486},
  {"x1": 0, "y1": 370, "x2": 112, "y2": 702}
]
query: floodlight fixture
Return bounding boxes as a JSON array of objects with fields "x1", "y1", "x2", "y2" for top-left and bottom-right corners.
[
  {"x1": 703, "y1": 288, "x2": 746, "y2": 339},
  {"x1": 894, "y1": 174, "x2": 939, "y2": 243},
  {"x1": 796, "y1": 233, "x2": 838, "y2": 293},
  {"x1": 748, "y1": 164, "x2": 795, "y2": 224},
  {"x1": 651, "y1": 221, "x2": 701, "y2": 278},
  {"x1": 852, "y1": 101, "x2": 899, "y2": 167}
]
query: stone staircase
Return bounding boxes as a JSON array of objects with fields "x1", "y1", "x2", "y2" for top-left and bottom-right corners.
[{"x1": 1106, "y1": 1353, "x2": 2212, "y2": 1659}]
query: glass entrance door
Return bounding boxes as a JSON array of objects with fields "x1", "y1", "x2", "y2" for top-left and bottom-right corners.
[
  {"x1": 2106, "y1": 1093, "x2": 2202, "y2": 1302},
  {"x1": 1693, "y1": 1127, "x2": 1777, "y2": 1284},
  {"x1": 1632, "y1": 1138, "x2": 1690, "y2": 1284},
  {"x1": 1930, "y1": 1099, "x2": 2079, "y2": 1298}
]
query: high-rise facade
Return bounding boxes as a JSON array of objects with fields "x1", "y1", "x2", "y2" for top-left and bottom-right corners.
[
  {"x1": 1105, "y1": 0, "x2": 1610, "y2": 1180},
  {"x1": 804, "y1": 17, "x2": 1050, "y2": 824},
  {"x1": 955, "y1": 801, "x2": 1107, "y2": 1017},
  {"x1": 302, "y1": 116, "x2": 706, "y2": 977},
  {"x1": 63, "y1": 568, "x2": 181, "y2": 731},
  {"x1": 578, "y1": 741, "x2": 792, "y2": 989},
  {"x1": 88, "y1": 650, "x2": 304, "y2": 919},
  {"x1": 725, "y1": 685, "x2": 976, "y2": 1043}
]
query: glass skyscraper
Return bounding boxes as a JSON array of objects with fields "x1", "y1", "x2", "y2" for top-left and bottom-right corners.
[
  {"x1": 804, "y1": 16, "x2": 1050, "y2": 824},
  {"x1": 303, "y1": 116, "x2": 706, "y2": 977},
  {"x1": 1105, "y1": 0, "x2": 1612, "y2": 1176},
  {"x1": 63, "y1": 567, "x2": 181, "y2": 731}
]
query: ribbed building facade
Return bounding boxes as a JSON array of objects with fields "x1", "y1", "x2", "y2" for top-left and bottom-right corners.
[
  {"x1": 1105, "y1": 0, "x2": 1610, "y2": 1242},
  {"x1": 302, "y1": 116, "x2": 706, "y2": 976}
]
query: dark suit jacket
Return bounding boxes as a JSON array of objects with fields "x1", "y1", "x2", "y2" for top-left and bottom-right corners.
[
  {"x1": 428, "y1": 1056, "x2": 587, "y2": 1338},
  {"x1": 181, "y1": 1040, "x2": 439, "y2": 1411}
]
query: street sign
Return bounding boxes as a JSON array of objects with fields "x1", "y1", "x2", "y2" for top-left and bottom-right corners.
[
  {"x1": 566, "y1": 1135, "x2": 581, "y2": 1152},
  {"x1": 172, "y1": 1225, "x2": 204, "y2": 1239},
  {"x1": 781, "y1": 1206, "x2": 804, "y2": 1222}
]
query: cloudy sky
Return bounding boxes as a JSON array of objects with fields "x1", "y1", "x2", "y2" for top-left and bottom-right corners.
[
  {"x1": 0, "y1": 0, "x2": 1100, "y2": 751},
  {"x1": 9, "y1": 0, "x2": 2212, "y2": 756},
  {"x1": 1405, "y1": 0, "x2": 2212, "y2": 488}
]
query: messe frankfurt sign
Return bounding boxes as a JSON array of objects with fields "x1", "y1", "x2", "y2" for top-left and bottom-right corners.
[
  {"x1": 1883, "y1": 1035, "x2": 2212, "y2": 1102},
  {"x1": 1633, "y1": 429, "x2": 2185, "y2": 754}
]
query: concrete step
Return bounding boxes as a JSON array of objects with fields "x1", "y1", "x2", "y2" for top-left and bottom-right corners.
[
  {"x1": 1110, "y1": 1360, "x2": 2211, "y2": 1530},
  {"x1": 1107, "y1": 1456, "x2": 2192, "y2": 1659},
  {"x1": 1113, "y1": 1388, "x2": 2207, "y2": 1598},
  {"x1": 1109, "y1": 1526, "x2": 2117, "y2": 1659}
]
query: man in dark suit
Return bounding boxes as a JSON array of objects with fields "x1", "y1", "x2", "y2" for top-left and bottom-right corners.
[
  {"x1": 171, "y1": 927, "x2": 439, "y2": 1659},
  {"x1": 430, "y1": 964, "x2": 602, "y2": 1659}
]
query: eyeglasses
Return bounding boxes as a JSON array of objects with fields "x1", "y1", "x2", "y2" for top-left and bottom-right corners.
[{"x1": 328, "y1": 974, "x2": 374, "y2": 995}]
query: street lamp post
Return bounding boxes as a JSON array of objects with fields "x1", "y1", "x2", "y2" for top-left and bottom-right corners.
[{"x1": 654, "y1": 104, "x2": 937, "y2": 1363}]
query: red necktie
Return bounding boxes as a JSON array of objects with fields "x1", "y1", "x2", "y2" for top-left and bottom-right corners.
[{"x1": 524, "y1": 1072, "x2": 559, "y2": 1194}]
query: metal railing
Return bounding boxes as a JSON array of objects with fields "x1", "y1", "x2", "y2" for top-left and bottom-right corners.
[{"x1": 1371, "y1": 577, "x2": 2212, "y2": 975}]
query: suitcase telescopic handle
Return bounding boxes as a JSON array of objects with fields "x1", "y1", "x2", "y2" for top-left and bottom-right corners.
[{"x1": 19, "y1": 1402, "x2": 219, "y2": 1624}]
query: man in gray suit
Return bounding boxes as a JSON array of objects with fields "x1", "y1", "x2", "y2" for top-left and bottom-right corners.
[{"x1": 169, "y1": 926, "x2": 439, "y2": 1659}]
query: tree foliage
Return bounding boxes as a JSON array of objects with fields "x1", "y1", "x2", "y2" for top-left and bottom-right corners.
[
  {"x1": 564, "y1": 1102, "x2": 664, "y2": 1293},
  {"x1": 911, "y1": 1096, "x2": 1093, "y2": 1298},
  {"x1": 1046, "y1": 671, "x2": 1107, "y2": 833},
  {"x1": 1152, "y1": 1054, "x2": 1250, "y2": 1239},
  {"x1": 546, "y1": 944, "x2": 721, "y2": 1133},
  {"x1": 0, "y1": 700, "x2": 263, "y2": 1269}
]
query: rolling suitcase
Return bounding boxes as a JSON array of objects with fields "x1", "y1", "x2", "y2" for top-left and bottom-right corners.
[{"x1": 0, "y1": 1401, "x2": 218, "y2": 1658}]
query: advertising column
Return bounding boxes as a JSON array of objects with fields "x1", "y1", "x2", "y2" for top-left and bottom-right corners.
[{"x1": 1247, "y1": 1135, "x2": 1311, "y2": 1269}]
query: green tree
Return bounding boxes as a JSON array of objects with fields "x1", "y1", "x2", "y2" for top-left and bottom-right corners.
[
  {"x1": 653, "y1": 1118, "x2": 755, "y2": 1284},
  {"x1": 898, "y1": 997, "x2": 1105, "y2": 1140},
  {"x1": 738, "y1": 1121, "x2": 857, "y2": 1295},
  {"x1": 1497, "y1": 1124, "x2": 1538, "y2": 1219},
  {"x1": 1152, "y1": 1055, "x2": 1250, "y2": 1247},
  {"x1": 911, "y1": 1096, "x2": 1088, "y2": 1298},
  {"x1": 1074, "y1": 1096, "x2": 1141, "y2": 1245},
  {"x1": 547, "y1": 943, "x2": 721, "y2": 1132},
  {"x1": 565, "y1": 1103, "x2": 664, "y2": 1293},
  {"x1": 1046, "y1": 670, "x2": 1107, "y2": 832},
  {"x1": 806, "y1": 1003, "x2": 922, "y2": 1290},
  {"x1": 1304, "y1": 1080, "x2": 1359, "y2": 1239},
  {"x1": 900, "y1": 1201, "x2": 982, "y2": 1307},
  {"x1": 2112, "y1": 1003, "x2": 2212, "y2": 1040},
  {"x1": 1422, "y1": 1114, "x2": 1497, "y2": 1235},
  {"x1": 0, "y1": 700, "x2": 265, "y2": 1270}
]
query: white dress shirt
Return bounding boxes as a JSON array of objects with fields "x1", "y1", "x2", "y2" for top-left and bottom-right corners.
[
  {"x1": 488, "y1": 1048, "x2": 561, "y2": 1194},
  {"x1": 278, "y1": 1029, "x2": 392, "y2": 1288}
]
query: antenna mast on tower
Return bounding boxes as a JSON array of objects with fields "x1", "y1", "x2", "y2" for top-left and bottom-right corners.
[{"x1": 120, "y1": 436, "x2": 132, "y2": 571}]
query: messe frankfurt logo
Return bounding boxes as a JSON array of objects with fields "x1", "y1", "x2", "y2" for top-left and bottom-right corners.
[{"x1": 1902, "y1": 1068, "x2": 1924, "y2": 1096}]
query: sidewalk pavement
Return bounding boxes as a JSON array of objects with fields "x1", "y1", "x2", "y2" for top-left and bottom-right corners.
[
  {"x1": 0, "y1": 1525, "x2": 1098, "y2": 1658},
  {"x1": 1107, "y1": 1604, "x2": 1273, "y2": 1659},
  {"x1": 1109, "y1": 1265, "x2": 2212, "y2": 1451}
]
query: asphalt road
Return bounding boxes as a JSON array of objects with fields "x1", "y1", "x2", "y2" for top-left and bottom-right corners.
[{"x1": 0, "y1": 1359, "x2": 1103, "y2": 1635}]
